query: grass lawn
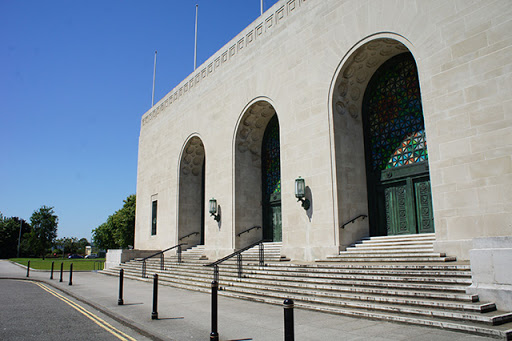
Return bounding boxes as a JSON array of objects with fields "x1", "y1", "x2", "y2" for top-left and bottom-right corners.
[{"x1": 10, "y1": 258, "x2": 105, "y2": 271}]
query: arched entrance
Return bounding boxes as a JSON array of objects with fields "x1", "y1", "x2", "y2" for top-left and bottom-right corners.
[
  {"x1": 363, "y1": 53, "x2": 433, "y2": 236},
  {"x1": 234, "y1": 100, "x2": 281, "y2": 247},
  {"x1": 178, "y1": 136, "x2": 205, "y2": 246},
  {"x1": 331, "y1": 37, "x2": 434, "y2": 241}
]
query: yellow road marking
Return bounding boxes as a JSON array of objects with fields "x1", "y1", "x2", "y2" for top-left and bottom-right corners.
[{"x1": 30, "y1": 281, "x2": 137, "y2": 341}]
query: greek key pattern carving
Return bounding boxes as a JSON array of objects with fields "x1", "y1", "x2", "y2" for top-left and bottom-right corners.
[
  {"x1": 416, "y1": 181, "x2": 432, "y2": 232},
  {"x1": 142, "y1": 0, "x2": 309, "y2": 127},
  {"x1": 397, "y1": 185, "x2": 408, "y2": 232},
  {"x1": 385, "y1": 188, "x2": 392, "y2": 234}
]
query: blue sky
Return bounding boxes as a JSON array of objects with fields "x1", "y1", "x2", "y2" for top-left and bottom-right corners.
[{"x1": 0, "y1": 0, "x2": 280, "y2": 241}]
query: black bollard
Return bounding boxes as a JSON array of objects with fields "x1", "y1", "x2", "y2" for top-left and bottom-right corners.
[
  {"x1": 118, "y1": 269, "x2": 124, "y2": 305},
  {"x1": 26, "y1": 260, "x2": 30, "y2": 277},
  {"x1": 69, "y1": 263, "x2": 73, "y2": 286},
  {"x1": 210, "y1": 280, "x2": 219, "y2": 341},
  {"x1": 151, "y1": 274, "x2": 158, "y2": 320},
  {"x1": 284, "y1": 299, "x2": 295, "y2": 341},
  {"x1": 59, "y1": 262, "x2": 63, "y2": 282},
  {"x1": 50, "y1": 261, "x2": 54, "y2": 279}
]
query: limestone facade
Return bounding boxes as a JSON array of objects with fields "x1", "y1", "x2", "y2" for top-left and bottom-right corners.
[{"x1": 134, "y1": 0, "x2": 512, "y2": 265}]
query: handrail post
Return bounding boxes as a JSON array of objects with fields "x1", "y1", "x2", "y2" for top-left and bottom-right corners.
[
  {"x1": 214, "y1": 265, "x2": 219, "y2": 282},
  {"x1": 142, "y1": 260, "x2": 147, "y2": 278},
  {"x1": 118, "y1": 269, "x2": 124, "y2": 305},
  {"x1": 160, "y1": 252, "x2": 164, "y2": 271},
  {"x1": 178, "y1": 244, "x2": 182, "y2": 263},
  {"x1": 210, "y1": 280, "x2": 219, "y2": 341},
  {"x1": 259, "y1": 242, "x2": 264, "y2": 267},
  {"x1": 237, "y1": 253, "x2": 242, "y2": 278}
]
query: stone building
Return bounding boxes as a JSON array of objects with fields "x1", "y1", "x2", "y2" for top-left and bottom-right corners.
[{"x1": 132, "y1": 0, "x2": 511, "y2": 308}]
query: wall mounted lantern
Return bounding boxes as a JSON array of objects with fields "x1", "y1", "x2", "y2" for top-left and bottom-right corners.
[
  {"x1": 295, "y1": 176, "x2": 310, "y2": 210},
  {"x1": 209, "y1": 198, "x2": 221, "y2": 222}
]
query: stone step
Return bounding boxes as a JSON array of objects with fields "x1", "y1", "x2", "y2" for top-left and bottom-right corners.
[
  {"x1": 349, "y1": 244, "x2": 434, "y2": 251},
  {"x1": 323, "y1": 256, "x2": 457, "y2": 262},
  {"x1": 266, "y1": 261, "x2": 471, "y2": 271},
  {"x1": 360, "y1": 233, "x2": 435, "y2": 242},
  {"x1": 343, "y1": 249, "x2": 437, "y2": 255},
  {"x1": 354, "y1": 240, "x2": 435, "y2": 248}
]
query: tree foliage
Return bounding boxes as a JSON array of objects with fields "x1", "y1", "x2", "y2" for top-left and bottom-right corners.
[
  {"x1": 0, "y1": 213, "x2": 31, "y2": 259},
  {"x1": 92, "y1": 194, "x2": 135, "y2": 250},
  {"x1": 54, "y1": 237, "x2": 90, "y2": 256},
  {"x1": 30, "y1": 206, "x2": 58, "y2": 259}
]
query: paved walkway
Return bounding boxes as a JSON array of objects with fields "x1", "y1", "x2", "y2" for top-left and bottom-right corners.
[{"x1": 0, "y1": 260, "x2": 496, "y2": 341}]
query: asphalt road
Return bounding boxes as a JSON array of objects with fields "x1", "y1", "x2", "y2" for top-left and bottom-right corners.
[{"x1": 0, "y1": 279, "x2": 151, "y2": 341}]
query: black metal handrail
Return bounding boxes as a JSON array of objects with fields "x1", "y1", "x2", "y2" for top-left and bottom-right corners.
[
  {"x1": 205, "y1": 239, "x2": 268, "y2": 281},
  {"x1": 179, "y1": 231, "x2": 199, "y2": 241},
  {"x1": 236, "y1": 225, "x2": 261, "y2": 237},
  {"x1": 340, "y1": 214, "x2": 367, "y2": 229},
  {"x1": 139, "y1": 243, "x2": 187, "y2": 278}
]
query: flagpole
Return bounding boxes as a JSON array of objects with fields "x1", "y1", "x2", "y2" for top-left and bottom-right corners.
[
  {"x1": 152, "y1": 50, "x2": 157, "y2": 107},
  {"x1": 194, "y1": 4, "x2": 198, "y2": 70}
]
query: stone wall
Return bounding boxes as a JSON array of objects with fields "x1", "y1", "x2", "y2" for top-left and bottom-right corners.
[
  {"x1": 467, "y1": 237, "x2": 512, "y2": 311},
  {"x1": 105, "y1": 249, "x2": 158, "y2": 269}
]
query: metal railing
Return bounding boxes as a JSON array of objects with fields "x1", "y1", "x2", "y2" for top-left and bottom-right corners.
[
  {"x1": 179, "y1": 231, "x2": 199, "y2": 241},
  {"x1": 236, "y1": 225, "x2": 261, "y2": 237},
  {"x1": 205, "y1": 239, "x2": 268, "y2": 281},
  {"x1": 340, "y1": 214, "x2": 367, "y2": 229},
  {"x1": 139, "y1": 243, "x2": 187, "y2": 278}
]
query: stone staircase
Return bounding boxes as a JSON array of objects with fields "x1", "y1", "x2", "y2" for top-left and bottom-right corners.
[
  {"x1": 323, "y1": 233, "x2": 456, "y2": 262},
  {"x1": 101, "y1": 236, "x2": 512, "y2": 339}
]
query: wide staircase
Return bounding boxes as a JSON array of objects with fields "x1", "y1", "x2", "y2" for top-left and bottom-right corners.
[{"x1": 100, "y1": 235, "x2": 512, "y2": 339}]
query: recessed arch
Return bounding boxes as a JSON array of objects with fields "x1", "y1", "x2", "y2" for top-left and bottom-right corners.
[
  {"x1": 329, "y1": 34, "x2": 434, "y2": 248},
  {"x1": 177, "y1": 134, "x2": 206, "y2": 247},
  {"x1": 233, "y1": 99, "x2": 281, "y2": 248}
]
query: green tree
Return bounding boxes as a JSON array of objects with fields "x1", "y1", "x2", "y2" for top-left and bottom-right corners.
[
  {"x1": 92, "y1": 220, "x2": 117, "y2": 250},
  {"x1": 54, "y1": 237, "x2": 90, "y2": 256},
  {"x1": 92, "y1": 194, "x2": 135, "y2": 250},
  {"x1": 77, "y1": 237, "x2": 90, "y2": 254},
  {"x1": 30, "y1": 206, "x2": 58, "y2": 259},
  {"x1": 0, "y1": 213, "x2": 31, "y2": 258}
]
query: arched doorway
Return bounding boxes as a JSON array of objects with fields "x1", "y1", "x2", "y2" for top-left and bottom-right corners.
[
  {"x1": 234, "y1": 100, "x2": 281, "y2": 247},
  {"x1": 178, "y1": 136, "x2": 205, "y2": 246},
  {"x1": 362, "y1": 52, "x2": 434, "y2": 236}
]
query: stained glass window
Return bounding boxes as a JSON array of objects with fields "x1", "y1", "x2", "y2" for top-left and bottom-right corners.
[
  {"x1": 365, "y1": 53, "x2": 428, "y2": 171},
  {"x1": 262, "y1": 115, "x2": 281, "y2": 200}
]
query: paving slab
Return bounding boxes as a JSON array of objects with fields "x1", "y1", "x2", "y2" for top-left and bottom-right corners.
[{"x1": 0, "y1": 260, "x2": 499, "y2": 341}]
